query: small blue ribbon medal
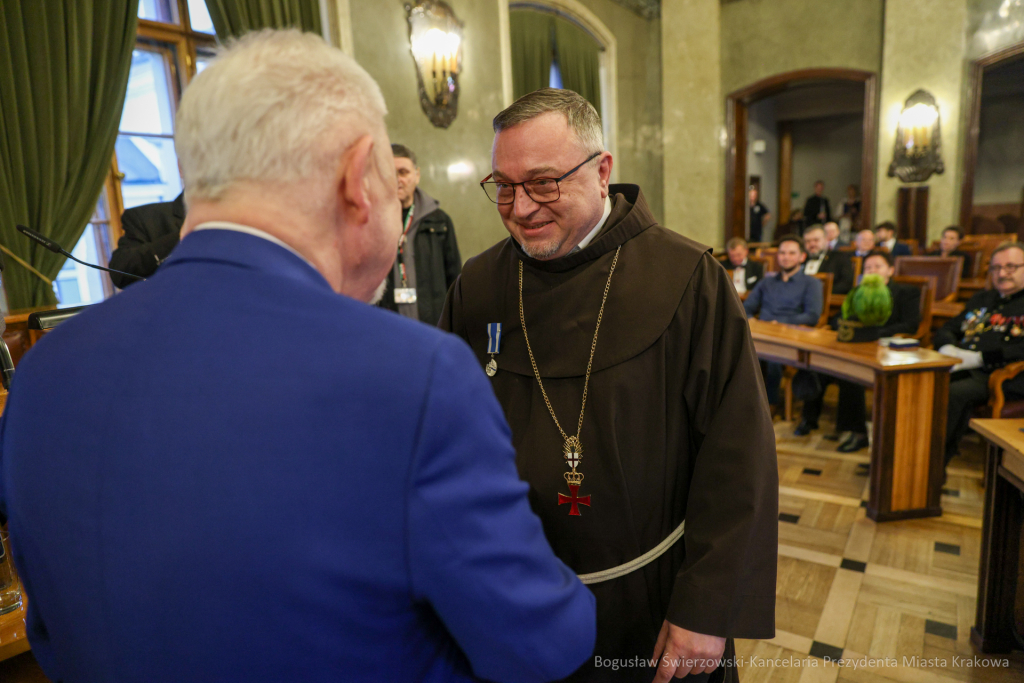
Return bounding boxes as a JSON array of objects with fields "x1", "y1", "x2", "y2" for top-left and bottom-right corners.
[{"x1": 486, "y1": 323, "x2": 502, "y2": 376}]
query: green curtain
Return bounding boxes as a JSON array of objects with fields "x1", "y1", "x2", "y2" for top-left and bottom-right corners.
[
  {"x1": 0, "y1": 1, "x2": 139, "y2": 310},
  {"x1": 205, "y1": 0, "x2": 322, "y2": 40},
  {"x1": 554, "y1": 16, "x2": 601, "y2": 113},
  {"x1": 510, "y1": 10, "x2": 554, "y2": 101}
]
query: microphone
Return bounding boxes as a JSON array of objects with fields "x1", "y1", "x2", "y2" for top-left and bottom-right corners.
[{"x1": 16, "y1": 225, "x2": 145, "y2": 282}]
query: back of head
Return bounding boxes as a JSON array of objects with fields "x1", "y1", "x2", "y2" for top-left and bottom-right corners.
[
  {"x1": 175, "y1": 29, "x2": 388, "y2": 205},
  {"x1": 493, "y1": 88, "x2": 604, "y2": 154}
]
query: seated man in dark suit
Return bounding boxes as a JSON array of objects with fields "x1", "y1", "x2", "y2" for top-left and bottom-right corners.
[
  {"x1": 108, "y1": 192, "x2": 185, "y2": 288},
  {"x1": 935, "y1": 243, "x2": 1024, "y2": 470},
  {"x1": 744, "y1": 236, "x2": 823, "y2": 406},
  {"x1": 796, "y1": 251, "x2": 921, "y2": 449},
  {"x1": 725, "y1": 236, "x2": 763, "y2": 293},
  {"x1": 875, "y1": 221, "x2": 912, "y2": 257},
  {"x1": 802, "y1": 224, "x2": 854, "y2": 293},
  {"x1": 853, "y1": 228, "x2": 876, "y2": 258},
  {"x1": 824, "y1": 221, "x2": 846, "y2": 250},
  {"x1": 926, "y1": 226, "x2": 970, "y2": 276},
  {"x1": 0, "y1": 31, "x2": 596, "y2": 683}
]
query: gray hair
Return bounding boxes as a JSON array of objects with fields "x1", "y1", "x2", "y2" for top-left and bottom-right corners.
[
  {"x1": 175, "y1": 29, "x2": 388, "y2": 203},
  {"x1": 492, "y1": 88, "x2": 603, "y2": 154},
  {"x1": 391, "y1": 144, "x2": 417, "y2": 168}
]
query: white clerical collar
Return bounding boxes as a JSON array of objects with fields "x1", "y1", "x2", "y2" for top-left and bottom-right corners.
[
  {"x1": 192, "y1": 222, "x2": 317, "y2": 270},
  {"x1": 572, "y1": 196, "x2": 613, "y2": 253}
]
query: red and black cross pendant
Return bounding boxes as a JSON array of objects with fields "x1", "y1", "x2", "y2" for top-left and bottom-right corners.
[{"x1": 558, "y1": 483, "x2": 591, "y2": 516}]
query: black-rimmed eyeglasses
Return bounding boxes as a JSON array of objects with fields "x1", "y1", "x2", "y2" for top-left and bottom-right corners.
[{"x1": 479, "y1": 152, "x2": 601, "y2": 205}]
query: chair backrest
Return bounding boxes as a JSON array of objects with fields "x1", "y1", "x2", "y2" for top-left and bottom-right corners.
[
  {"x1": 903, "y1": 238, "x2": 920, "y2": 254},
  {"x1": 890, "y1": 275, "x2": 935, "y2": 344},
  {"x1": 959, "y1": 246, "x2": 984, "y2": 278},
  {"x1": 850, "y1": 256, "x2": 863, "y2": 284},
  {"x1": 811, "y1": 272, "x2": 833, "y2": 327},
  {"x1": 757, "y1": 248, "x2": 778, "y2": 272},
  {"x1": 893, "y1": 256, "x2": 962, "y2": 302},
  {"x1": 962, "y1": 232, "x2": 1018, "y2": 246}
]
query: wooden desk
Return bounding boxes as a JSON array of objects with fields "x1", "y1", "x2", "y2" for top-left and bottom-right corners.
[
  {"x1": 0, "y1": 389, "x2": 27, "y2": 663},
  {"x1": 0, "y1": 597, "x2": 28, "y2": 662},
  {"x1": 967, "y1": 418, "x2": 1024, "y2": 654},
  {"x1": 750, "y1": 319, "x2": 958, "y2": 521}
]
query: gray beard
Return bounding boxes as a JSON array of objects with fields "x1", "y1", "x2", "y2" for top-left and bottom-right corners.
[{"x1": 521, "y1": 238, "x2": 566, "y2": 261}]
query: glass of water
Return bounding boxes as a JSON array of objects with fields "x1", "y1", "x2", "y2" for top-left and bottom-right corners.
[{"x1": 0, "y1": 527, "x2": 23, "y2": 615}]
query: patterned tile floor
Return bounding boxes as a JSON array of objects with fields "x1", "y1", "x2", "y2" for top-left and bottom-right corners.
[{"x1": 735, "y1": 392, "x2": 1024, "y2": 683}]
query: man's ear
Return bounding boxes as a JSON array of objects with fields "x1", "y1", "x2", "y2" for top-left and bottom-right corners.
[
  {"x1": 597, "y1": 152, "x2": 613, "y2": 197},
  {"x1": 336, "y1": 135, "x2": 376, "y2": 228}
]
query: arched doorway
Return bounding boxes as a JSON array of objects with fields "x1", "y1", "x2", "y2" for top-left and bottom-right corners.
[
  {"x1": 959, "y1": 41, "x2": 1024, "y2": 235},
  {"x1": 724, "y1": 68, "x2": 879, "y2": 243}
]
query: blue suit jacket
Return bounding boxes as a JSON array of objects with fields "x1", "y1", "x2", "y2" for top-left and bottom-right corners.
[
  {"x1": 890, "y1": 241, "x2": 912, "y2": 257},
  {"x1": 0, "y1": 229, "x2": 595, "y2": 683}
]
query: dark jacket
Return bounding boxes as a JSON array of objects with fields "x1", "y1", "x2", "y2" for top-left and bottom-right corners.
[
  {"x1": 381, "y1": 189, "x2": 461, "y2": 326},
  {"x1": 728, "y1": 258, "x2": 763, "y2": 290},
  {"x1": 803, "y1": 195, "x2": 831, "y2": 225},
  {"x1": 933, "y1": 287, "x2": 1024, "y2": 371},
  {"x1": 108, "y1": 193, "x2": 185, "y2": 289},
  {"x1": 810, "y1": 250, "x2": 855, "y2": 294},
  {"x1": 878, "y1": 282, "x2": 922, "y2": 337},
  {"x1": 926, "y1": 249, "x2": 970, "y2": 276},
  {"x1": 886, "y1": 241, "x2": 913, "y2": 257}
]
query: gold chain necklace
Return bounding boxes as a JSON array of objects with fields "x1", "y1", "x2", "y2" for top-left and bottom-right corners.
[{"x1": 518, "y1": 245, "x2": 621, "y2": 515}]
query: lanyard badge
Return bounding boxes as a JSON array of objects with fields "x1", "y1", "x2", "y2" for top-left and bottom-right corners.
[{"x1": 395, "y1": 208, "x2": 417, "y2": 304}]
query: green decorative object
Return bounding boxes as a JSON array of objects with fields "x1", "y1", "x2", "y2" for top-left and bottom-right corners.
[{"x1": 838, "y1": 274, "x2": 893, "y2": 342}]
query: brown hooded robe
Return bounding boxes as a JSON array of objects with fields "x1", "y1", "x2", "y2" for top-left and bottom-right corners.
[{"x1": 439, "y1": 185, "x2": 778, "y2": 682}]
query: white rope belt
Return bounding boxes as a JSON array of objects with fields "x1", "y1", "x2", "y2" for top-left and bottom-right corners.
[{"x1": 577, "y1": 520, "x2": 686, "y2": 585}]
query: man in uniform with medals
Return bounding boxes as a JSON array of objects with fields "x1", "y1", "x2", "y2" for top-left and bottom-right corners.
[{"x1": 439, "y1": 89, "x2": 778, "y2": 682}]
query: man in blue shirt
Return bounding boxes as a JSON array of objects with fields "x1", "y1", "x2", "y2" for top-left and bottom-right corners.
[{"x1": 743, "y1": 236, "x2": 823, "y2": 403}]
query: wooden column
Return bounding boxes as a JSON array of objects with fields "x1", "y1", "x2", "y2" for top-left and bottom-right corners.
[
  {"x1": 778, "y1": 122, "x2": 793, "y2": 233},
  {"x1": 897, "y1": 186, "x2": 929, "y2": 244},
  {"x1": 868, "y1": 368, "x2": 946, "y2": 521}
]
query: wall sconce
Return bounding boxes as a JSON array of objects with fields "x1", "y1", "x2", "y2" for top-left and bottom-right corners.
[
  {"x1": 888, "y1": 89, "x2": 945, "y2": 183},
  {"x1": 405, "y1": 1, "x2": 463, "y2": 129}
]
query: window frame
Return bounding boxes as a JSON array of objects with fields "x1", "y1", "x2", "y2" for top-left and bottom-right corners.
[{"x1": 99, "y1": 1, "x2": 215, "y2": 278}]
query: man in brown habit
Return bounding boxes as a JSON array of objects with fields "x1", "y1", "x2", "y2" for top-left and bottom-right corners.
[{"x1": 439, "y1": 89, "x2": 778, "y2": 682}]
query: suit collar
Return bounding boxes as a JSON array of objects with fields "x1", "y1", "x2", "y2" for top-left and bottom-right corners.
[{"x1": 162, "y1": 227, "x2": 333, "y2": 292}]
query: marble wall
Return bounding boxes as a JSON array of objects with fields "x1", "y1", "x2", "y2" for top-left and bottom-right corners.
[
  {"x1": 874, "y1": 0, "x2": 969, "y2": 240},
  {"x1": 719, "y1": 0, "x2": 883, "y2": 95},
  {"x1": 577, "y1": 0, "x2": 664, "y2": 222},
  {"x1": 661, "y1": 0, "x2": 723, "y2": 248},
  {"x1": 348, "y1": 0, "x2": 510, "y2": 260}
]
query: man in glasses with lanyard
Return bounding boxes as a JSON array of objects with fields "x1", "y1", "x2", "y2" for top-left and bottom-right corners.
[
  {"x1": 380, "y1": 144, "x2": 462, "y2": 325},
  {"x1": 440, "y1": 88, "x2": 778, "y2": 682}
]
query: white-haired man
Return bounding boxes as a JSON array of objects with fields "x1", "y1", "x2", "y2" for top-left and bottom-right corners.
[
  {"x1": 0, "y1": 32, "x2": 595, "y2": 683},
  {"x1": 440, "y1": 88, "x2": 778, "y2": 683}
]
